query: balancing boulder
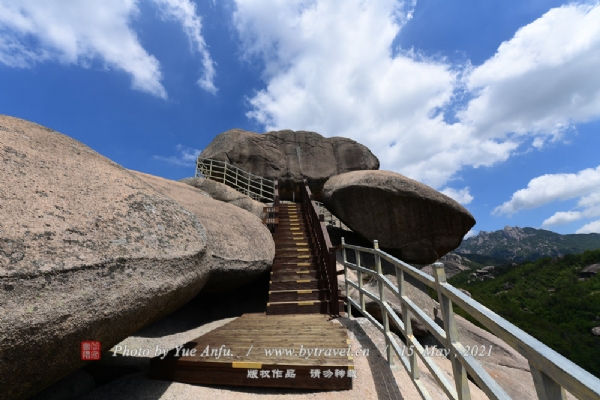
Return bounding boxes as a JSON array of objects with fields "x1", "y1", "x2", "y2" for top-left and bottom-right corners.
[{"x1": 323, "y1": 170, "x2": 475, "y2": 264}]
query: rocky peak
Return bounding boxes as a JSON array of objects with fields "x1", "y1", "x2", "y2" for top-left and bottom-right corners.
[{"x1": 199, "y1": 128, "x2": 379, "y2": 201}]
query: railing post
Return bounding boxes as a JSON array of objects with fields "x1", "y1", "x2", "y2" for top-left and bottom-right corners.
[
  {"x1": 355, "y1": 249, "x2": 365, "y2": 312},
  {"x1": 529, "y1": 361, "x2": 567, "y2": 400},
  {"x1": 397, "y1": 265, "x2": 420, "y2": 379},
  {"x1": 329, "y1": 249, "x2": 339, "y2": 315},
  {"x1": 374, "y1": 240, "x2": 393, "y2": 367},
  {"x1": 342, "y1": 237, "x2": 351, "y2": 318},
  {"x1": 433, "y1": 262, "x2": 471, "y2": 400},
  {"x1": 223, "y1": 162, "x2": 227, "y2": 185},
  {"x1": 247, "y1": 171, "x2": 251, "y2": 196}
]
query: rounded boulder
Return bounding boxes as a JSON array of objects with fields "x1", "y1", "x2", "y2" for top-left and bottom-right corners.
[{"x1": 323, "y1": 170, "x2": 475, "y2": 264}]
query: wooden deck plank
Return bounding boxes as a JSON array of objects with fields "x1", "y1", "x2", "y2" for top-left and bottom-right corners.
[{"x1": 150, "y1": 313, "x2": 353, "y2": 390}]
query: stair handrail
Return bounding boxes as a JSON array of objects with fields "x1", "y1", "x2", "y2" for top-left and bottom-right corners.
[
  {"x1": 313, "y1": 200, "x2": 352, "y2": 231},
  {"x1": 301, "y1": 179, "x2": 339, "y2": 315},
  {"x1": 273, "y1": 180, "x2": 280, "y2": 207},
  {"x1": 341, "y1": 239, "x2": 600, "y2": 400},
  {"x1": 196, "y1": 157, "x2": 275, "y2": 202}
]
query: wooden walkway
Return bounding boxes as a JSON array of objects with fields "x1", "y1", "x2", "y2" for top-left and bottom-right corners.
[
  {"x1": 149, "y1": 201, "x2": 352, "y2": 390},
  {"x1": 267, "y1": 202, "x2": 339, "y2": 314},
  {"x1": 149, "y1": 313, "x2": 353, "y2": 389}
]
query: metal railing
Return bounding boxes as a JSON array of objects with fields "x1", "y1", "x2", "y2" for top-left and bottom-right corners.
[
  {"x1": 302, "y1": 179, "x2": 339, "y2": 315},
  {"x1": 314, "y1": 201, "x2": 352, "y2": 231},
  {"x1": 195, "y1": 157, "x2": 275, "y2": 202},
  {"x1": 341, "y1": 239, "x2": 600, "y2": 400}
]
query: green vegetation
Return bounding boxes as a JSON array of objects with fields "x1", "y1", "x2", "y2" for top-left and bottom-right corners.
[{"x1": 449, "y1": 249, "x2": 600, "y2": 378}]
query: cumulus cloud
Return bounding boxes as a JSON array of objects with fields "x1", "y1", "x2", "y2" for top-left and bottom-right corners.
[
  {"x1": 493, "y1": 164, "x2": 600, "y2": 233},
  {"x1": 464, "y1": 229, "x2": 478, "y2": 239},
  {"x1": 0, "y1": 0, "x2": 216, "y2": 97},
  {"x1": 0, "y1": 0, "x2": 167, "y2": 98},
  {"x1": 542, "y1": 211, "x2": 583, "y2": 227},
  {"x1": 152, "y1": 0, "x2": 217, "y2": 94},
  {"x1": 233, "y1": 1, "x2": 600, "y2": 190},
  {"x1": 576, "y1": 220, "x2": 600, "y2": 234},
  {"x1": 154, "y1": 144, "x2": 201, "y2": 167},
  {"x1": 461, "y1": 3, "x2": 600, "y2": 142},
  {"x1": 440, "y1": 187, "x2": 473, "y2": 205},
  {"x1": 493, "y1": 165, "x2": 600, "y2": 216}
]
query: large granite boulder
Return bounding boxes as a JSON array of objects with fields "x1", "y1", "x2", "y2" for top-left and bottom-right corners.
[
  {"x1": 0, "y1": 115, "x2": 273, "y2": 399},
  {"x1": 323, "y1": 170, "x2": 475, "y2": 264},
  {"x1": 133, "y1": 171, "x2": 274, "y2": 292},
  {"x1": 199, "y1": 129, "x2": 379, "y2": 201},
  {"x1": 179, "y1": 176, "x2": 266, "y2": 219}
]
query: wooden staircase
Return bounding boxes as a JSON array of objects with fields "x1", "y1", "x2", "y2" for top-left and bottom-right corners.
[{"x1": 266, "y1": 203, "x2": 340, "y2": 315}]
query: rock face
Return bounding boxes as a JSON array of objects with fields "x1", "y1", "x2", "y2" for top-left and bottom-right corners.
[
  {"x1": 0, "y1": 116, "x2": 274, "y2": 399},
  {"x1": 180, "y1": 176, "x2": 266, "y2": 219},
  {"x1": 133, "y1": 171, "x2": 274, "y2": 292},
  {"x1": 323, "y1": 170, "x2": 476, "y2": 264},
  {"x1": 421, "y1": 253, "x2": 471, "y2": 279},
  {"x1": 199, "y1": 129, "x2": 379, "y2": 201}
]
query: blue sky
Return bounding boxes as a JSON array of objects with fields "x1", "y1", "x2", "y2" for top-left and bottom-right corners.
[{"x1": 1, "y1": 0, "x2": 600, "y2": 236}]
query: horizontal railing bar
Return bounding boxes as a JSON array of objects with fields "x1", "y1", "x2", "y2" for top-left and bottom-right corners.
[
  {"x1": 346, "y1": 261, "x2": 447, "y2": 343},
  {"x1": 376, "y1": 250, "x2": 437, "y2": 288},
  {"x1": 342, "y1": 242, "x2": 600, "y2": 400},
  {"x1": 347, "y1": 280, "x2": 381, "y2": 305},
  {"x1": 381, "y1": 300, "x2": 457, "y2": 399},
  {"x1": 347, "y1": 297, "x2": 384, "y2": 332},
  {"x1": 438, "y1": 283, "x2": 600, "y2": 400},
  {"x1": 348, "y1": 268, "x2": 458, "y2": 400},
  {"x1": 451, "y1": 341, "x2": 511, "y2": 400},
  {"x1": 343, "y1": 261, "x2": 378, "y2": 276},
  {"x1": 343, "y1": 243, "x2": 376, "y2": 255},
  {"x1": 196, "y1": 158, "x2": 276, "y2": 200}
]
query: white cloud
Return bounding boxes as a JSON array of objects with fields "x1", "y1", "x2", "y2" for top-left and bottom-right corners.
[
  {"x1": 0, "y1": 0, "x2": 167, "y2": 98},
  {"x1": 440, "y1": 187, "x2": 473, "y2": 205},
  {"x1": 154, "y1": 144, "x2": 201, "y2": 167},
  {"x1": 576, "y1": 220, "x2": 600, "y2": 234},
  {"x1": 493, "y1": 165, "x2": 600, "y2": 216},
  {"x1": 233, "y1": 1, "x2": 600, "y2": 190},
  {"x1": 542, "y1": 211, "x2": 583, "y2": 227},
  {"x1": 464, "y1": 229, "x2": 478, "y2": 239},
  {"x1": 460, "y1": 3, "x2": 600, "y2": 142},
  {"x1": 0, "y1": 0, "x2": 217, "y2": 97},
  {"x1": 152, "y1": 0, "x2": 217, "y2": 94}
]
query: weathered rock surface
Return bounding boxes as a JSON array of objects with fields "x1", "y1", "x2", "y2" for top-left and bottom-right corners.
[
  {"x1": 180, "y1": 176, "x2": 266, "y2": 219},
  {"x1": 421, "y1": 253, "x2": 471, "y2": 279},
  {"x1": 133, "y1": 171, "x2": 274, "y2": 292},
  {"x1": 199, "y1": 129, "x2": 379, "y2": 200},
  {"x1": 0, "y1": 115, "x2": 273, "y2": 399},
  {"x1": 323, "y1": 170, "x2": 476, "y2": 263}
]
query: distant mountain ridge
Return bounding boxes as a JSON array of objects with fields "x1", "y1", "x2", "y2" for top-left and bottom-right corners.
[{"x1": 455, "y1": 226, "x2": 600, "y2": 263}]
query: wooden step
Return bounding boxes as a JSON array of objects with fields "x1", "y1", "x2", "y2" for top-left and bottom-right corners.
[
  {"x1": 273, "y1": 234, "x2": 310, "y2": 241},
  {"x1": 266, "y1": 300, "x2": 331, "y2": 315},
  {"x1": 149, "y1": 313, "x2": 352, "y2": 390},
  {"x1": 269, "y1": 279, "x2": 327, "y2": 291},
  {"x1": 272, "y1": 262, "x2": 318, "y2": 271},
  {"x1": 268, "y1": 289, "x2": 328, "y2": 302},
  {"x1": 270, "y1": 270, "x2": 324, "y2": 281}
]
